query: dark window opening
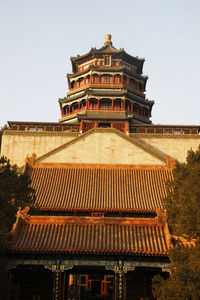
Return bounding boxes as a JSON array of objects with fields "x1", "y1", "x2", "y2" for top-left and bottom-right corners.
[
  {"x1": 98, "y1": 123, "x2": 111, "y2": 128},
  {"x1": 104, "y1": 56, "x2": 111, "y2": 66}
]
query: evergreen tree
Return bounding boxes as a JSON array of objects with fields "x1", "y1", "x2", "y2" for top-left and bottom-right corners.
[
  {"x1": 0, "y1": 156, "x2": 33, "y2": 299},
  {"x1": 153, "y1": 146, "x2": 200, "y2": 299}
]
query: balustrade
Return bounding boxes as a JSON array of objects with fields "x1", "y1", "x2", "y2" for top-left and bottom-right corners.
[{"x1": 62, "y1": 100, "x2": 149, "y2": 121}]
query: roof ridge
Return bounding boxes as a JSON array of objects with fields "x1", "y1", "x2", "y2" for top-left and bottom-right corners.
[
  {"x1": 18, "y1": 213, "x2": 166, "y2": 226},
  {"x1": 133, "y1": 136, "x2": 172, "y2": 161},
  {"x1": 27, "y1": 162, "x2": 173, "y2": 170}
]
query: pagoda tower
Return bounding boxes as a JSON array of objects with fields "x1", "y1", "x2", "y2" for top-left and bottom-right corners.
[{"x1": 59, "y1": 34, "x2": 154, "y2": 134}]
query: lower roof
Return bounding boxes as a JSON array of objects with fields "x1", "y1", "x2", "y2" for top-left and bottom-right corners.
[{"x1": 10, "y1": 210, "x2": 170, "y2": 257}]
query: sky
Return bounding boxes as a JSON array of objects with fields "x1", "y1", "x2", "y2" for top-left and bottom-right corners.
[{"x1": 1, "y1": 0, "x2": 200, "y2": 127}]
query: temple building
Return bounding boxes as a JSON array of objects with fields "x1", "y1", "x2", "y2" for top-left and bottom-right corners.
[{"x1": 1, "y1": 35, "x2": 200, "y2": 300}]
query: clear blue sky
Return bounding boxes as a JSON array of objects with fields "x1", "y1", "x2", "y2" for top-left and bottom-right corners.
[{"x1": 1, "y1": 0, "x2": 200, "y2": 126}]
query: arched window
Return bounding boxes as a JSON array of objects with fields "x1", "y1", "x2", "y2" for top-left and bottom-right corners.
[
  {"x1": 63, "y1": 106, "x2": 66, "y2": 115},
  {"x1": 114, "y1": 75, "x2": 121, "y2": 84},
  {"x1": 71, "y1": 81, "x2": 75, "y2": 89},
  {"x1": 113, "y1": 98, "x2": 121, "y2": 111},
  {"x1": 90, "y1": 98, "x2": 98, "y2": 110},
  {"x1": 138, "y1": 82, "x2": 143, "y2": 92},
  {"x1": 125, "y1": 100, "x2": 131, "y2": 112},
  {"x1": 129, "y1": 78, "x2": 133, "y2": 88},
  {"x1": 86, "y1": 75, "x2": 90, "y2": 84},
  {"x1": 102, "y1": 75, "x2": 111, "y2": 84},
  {"x1": 80, "y1": 99, "x2": 86, "y2": 109},
  {"x1": 133, "y1": 103, "x2": 139, "y2": 115},
  {"x1": 123, "y1": 76, "x2": 127, "y2": 85},
  {"x1": 73, "y1": 102, "x2": 79, "y2": 112},
  {"x1": 144, "y1": 107, "x2": 148, "y2": 118},
  {"x1": 99, "y1": 98, "x2": 112, "y2": 110},
  {"x1": 93, "y1": 74, "x2": 99, "y2": 83},
  {"x1": 78, "y1": 77, "x2": 84, "y2": 87}
]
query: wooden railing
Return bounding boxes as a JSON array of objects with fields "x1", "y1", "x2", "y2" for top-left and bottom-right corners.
[{"x1": 130, "y1": 125, "x2": 200, "y2": 135}]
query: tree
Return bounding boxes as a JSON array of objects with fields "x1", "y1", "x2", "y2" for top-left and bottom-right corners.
[
  {"x1": 153, "y1": 146, "x2": 200, "y2": 299},
  {"x1": 0, "y1": 156, "x2": 34, "y2": 299}
]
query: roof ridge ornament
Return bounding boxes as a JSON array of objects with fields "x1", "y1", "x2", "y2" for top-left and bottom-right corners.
[
  {"x1": 104, "y1": 34, "x2": 112, "y2": 46},
  {"x1": 25, "y1": 153, "x2": 37, "y2": 166},
  {"x1": 11, "y1": 206, "x2": 30, "y2": 234}
]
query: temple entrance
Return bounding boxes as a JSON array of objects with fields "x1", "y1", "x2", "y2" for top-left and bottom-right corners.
[{"x1": 68, "y1": 274, "x2": 114, "y2": 300}]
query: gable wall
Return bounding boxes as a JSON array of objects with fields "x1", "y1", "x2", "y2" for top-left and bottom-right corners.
[{"x1": 41, "y1": 132, "x2": 165, "y2": 165}]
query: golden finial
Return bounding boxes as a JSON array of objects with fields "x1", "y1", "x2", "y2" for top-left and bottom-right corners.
[{"x1": 104, "y1": 34, "x2": 112, "y2": 46}]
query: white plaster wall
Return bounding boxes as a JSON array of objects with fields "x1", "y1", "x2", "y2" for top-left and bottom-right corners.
[
  {"x1": 1, "y1": 132, "x2": 77, "y2": 167},
  {"x1": 42, "y1": 132, "x2": 165, "y2": 165}
]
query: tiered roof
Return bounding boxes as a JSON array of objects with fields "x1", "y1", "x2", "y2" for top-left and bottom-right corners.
[{"x1": 10, "y1": 161, "x2": 173, "y2": 258}]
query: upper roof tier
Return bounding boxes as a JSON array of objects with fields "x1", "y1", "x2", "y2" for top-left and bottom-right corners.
[
  {"x1": 70, "y1": 34, "x2": 145, "y2": 74},
  {"x1": 24, "y1": 161, "x2": 173, "y2": 212}
]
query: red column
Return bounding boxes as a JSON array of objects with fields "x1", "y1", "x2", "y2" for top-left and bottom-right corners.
[
  {"x1": 112, "y1": 98, "x2": 114, "y2": 110},
  {"x1": 99, "y1": 74, "x2": 101, "y2": 83},
  {"x1": 86, "y1": 97, "x2": 89, "y2": 110},
  {"x1": 123, "y1": 98, "x2": 125, "y2": 110},
  {"x1": 127, "y1": 77, "x2": 129, "y2": 86},
  {"x1": 80, "y1": 121, "x2": 83, "y2": 133},
  {"x1": 84, "y1": 77, "x2": 86, "y2": 85},
  {"x1": 112, "y1": 74, "x2": 114, "y2": 84},
  {"x1": 98, "y1": 97, "x2": 100, "y2": 110},
  {"x1": 90, "y1": 74, "x2": 93, "y2": 84},
  {"x1": 61, "y1": 106, "x2": 64, "y2": 117},
  {"x1": 125, "y1": 122, "x2": 129, "y2": 135},
  {"x1": 130, "y1": 103, "x2": 133, "y2": 113}
]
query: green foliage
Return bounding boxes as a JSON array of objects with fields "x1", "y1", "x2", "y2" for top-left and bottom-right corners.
[
  {"x1": 153, "y1": 146, "x2": 200, "y2": 299},
  {"x1": 164, "y1": 146, "x2": 200, "y2": 239},
  {"x1": 153, "y1": 244, "x2": 200, "y2": 300},
  {"x1": 0, "y1": 156, "x2": 33, "y2": 234},
  {"x1": 0, "y1": 156, "x2": 34, "y2": 299}
]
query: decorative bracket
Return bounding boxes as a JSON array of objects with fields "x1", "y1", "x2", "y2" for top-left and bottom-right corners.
[
  {"x1": 105, "y1": 265, "x2": 135, "y2": 274},
  {"x1": 44, "y1": 264, "x2": 73, "y2": 273}
]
